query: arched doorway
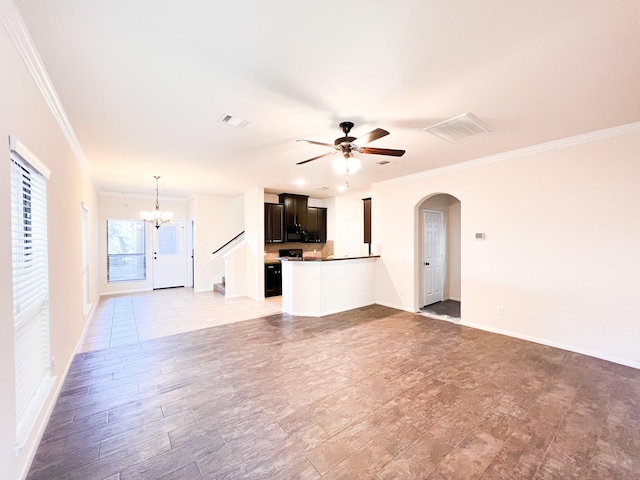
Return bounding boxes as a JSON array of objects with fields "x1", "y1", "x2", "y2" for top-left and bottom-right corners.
[{"x1": 417, "y1": 193, "x2": 461, "y2": 320}]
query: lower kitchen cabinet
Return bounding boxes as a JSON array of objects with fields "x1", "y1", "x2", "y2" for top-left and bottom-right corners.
[{"x1": 264, "y1": 262, "x2": 282, "y2": 297}]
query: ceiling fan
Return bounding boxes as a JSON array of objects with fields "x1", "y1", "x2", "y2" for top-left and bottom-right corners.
[{"x1": 296, "y1": 122, "x2": 406, "y2": 167}]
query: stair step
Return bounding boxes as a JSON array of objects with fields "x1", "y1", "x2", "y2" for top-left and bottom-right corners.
[{"x1": 213, "y1": 283, "x2": 225, "y2": 295}]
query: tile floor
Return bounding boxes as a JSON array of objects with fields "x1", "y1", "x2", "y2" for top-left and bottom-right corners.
[
  {"x1": 27, "y1": 290, "x2": 640, "y2": 479},
  {"x1": 421, "y1": 300, "x2": 461, "y2": 319},
  {"x1": 80, "y1": 288, "x2": 283, "y2": 352}
]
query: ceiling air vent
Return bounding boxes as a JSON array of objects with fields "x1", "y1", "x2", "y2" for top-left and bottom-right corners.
[
  {"x1": 316, "y1": 186, "x2": 330, "y2": 191},
  {"x1": 218, "y1": 113, "x2": 249, "y2": 128},
  {"x1": 376, "y1": 160, "x2": 392, "y2": 166},
  {"x1": 424, "y1": 113, "x2": 490, "y2": 142}
]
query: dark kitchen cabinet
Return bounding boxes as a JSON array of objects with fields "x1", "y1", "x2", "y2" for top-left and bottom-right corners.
[
  {"x1": 264, "y1": 203, "x2": 284, "y2": 243},
  {"x1": 264, "y1": 262, "x2": 282, "y2": 297},
  {"x1": 363, "y1": 197, "x2": 372, "y2": 244},
  {"x1": 279, "y1": 193, "x2": 308, "y2": 228},
  {"x1": 306, "y1": 206, "x2": 327, "y2": 243}
]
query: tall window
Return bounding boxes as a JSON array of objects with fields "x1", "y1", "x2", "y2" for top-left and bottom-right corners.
[
  {"x1": 10, "y1": 137, "x2": 52, "y2": 444},
  {"x1": 82, "y1": 204, "x2": 90, "y2": 313},
  {"x1": 107, "y1": 220, "x2": 146, "y2": 282}
]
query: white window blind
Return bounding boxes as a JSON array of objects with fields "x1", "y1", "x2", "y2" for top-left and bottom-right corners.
[
  {"x1": 82, "y1": 204, "x2": 90, "y2": 313},
  {"x1": 107, "y1": 219, "x2": 146, "y2": 282},
  {"x1": 10, "y1": 137, "x2": 52, "y2": 445}
]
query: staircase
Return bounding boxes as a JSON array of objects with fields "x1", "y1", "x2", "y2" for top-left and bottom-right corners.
[
  {"x1": 210, "y1": 231, "x2": 246, "y2": 298},
  {"x1": 213, "y1": 276, "x2": 226, "y2": 296}
]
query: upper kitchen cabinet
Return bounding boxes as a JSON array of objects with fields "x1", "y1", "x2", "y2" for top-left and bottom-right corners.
[
  {"x1": 264, "y1": 202, "x2": 284, "y2": 243},
  {"x1": 363, "y1": 197, "x2": 372, "y2": 244},
  {"x1": 306, "y1": 206, "x2": 327, "y2": 243},
  {"x1": 279, "y1": 193, "x2": 308, "y2": 228}
]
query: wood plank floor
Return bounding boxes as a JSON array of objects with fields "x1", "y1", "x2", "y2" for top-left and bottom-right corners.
[{"x1": 27, "y1": 291, "x2": 640, "y2": 479}]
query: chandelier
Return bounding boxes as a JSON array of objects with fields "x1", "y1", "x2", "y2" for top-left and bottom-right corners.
[{"x1": 140, "y1": 175, "x2": 173, "y2": 228}]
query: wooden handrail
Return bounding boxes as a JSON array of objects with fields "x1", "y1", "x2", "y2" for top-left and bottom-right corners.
[{"x1": 212, "y1": 231, "x2": 245, "y2": 255}]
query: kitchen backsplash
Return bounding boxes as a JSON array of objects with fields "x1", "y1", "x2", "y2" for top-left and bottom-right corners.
[{"x1": 264, "y1": 240, "x2": 334, "y2": 261}]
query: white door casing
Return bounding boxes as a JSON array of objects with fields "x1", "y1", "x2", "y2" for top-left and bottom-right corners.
[
  {"x1": 152, "y1": 219, "x2": 186, "y2": 289},
  {"x1": 422, "y1": 209, "x2": 444, "y2": 306}
]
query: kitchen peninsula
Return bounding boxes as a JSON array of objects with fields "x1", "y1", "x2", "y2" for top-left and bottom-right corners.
[{"x1": 280, "y1": 255, "x2": 379, "y2": 316}]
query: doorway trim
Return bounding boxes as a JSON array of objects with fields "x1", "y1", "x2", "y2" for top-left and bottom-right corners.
[{"x1": 414, "y1": 193, "x2": 462, "y2": 318}]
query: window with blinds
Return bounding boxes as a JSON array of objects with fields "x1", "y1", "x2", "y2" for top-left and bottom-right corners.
[
  {"x1": 82, "y1": 204, "x2": 90, "y2": 314},
  {"x1": 107, "y1": 219, "x2": 146, "y2": 282},
  {"x1": 9, "y1": 137, "x2": 53, "y2": 445}
]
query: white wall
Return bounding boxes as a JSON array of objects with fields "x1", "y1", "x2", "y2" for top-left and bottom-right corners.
[
  {"x1": 189, "y1": 193, "x2": 244, "y2": 292},
  {"x1": 0, "y1": 5, "x2": 99, "y2": 478},
  {"x1": 448, "y1": 201, "x2": 461, "y2": 301},
  {"x1": 373, "y1": 124, "x2": 640, "y2": 368},
  {"x1": 245, "y1": 187, "x2": 264, "y2": 299},
  {"x1": 98, "y1": 194, "x2": 188, "y2": 295},
  {"x1": 331, "y1": 196, "x2": 364, "y2": 257}
]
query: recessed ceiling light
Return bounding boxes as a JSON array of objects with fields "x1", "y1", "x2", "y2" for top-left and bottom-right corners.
[
  {"x1": 424, "y1": 112, "x2": 490, "y2": 142},
  {"x1": 337, "y1": 185, "x2": 346, "y2": 192},
  {"x1": 217, "y1": 113, "x2": 249, "y2": 128},
  {"x1": 295, "y1": 178, "x2": 306, "y2": 186}
]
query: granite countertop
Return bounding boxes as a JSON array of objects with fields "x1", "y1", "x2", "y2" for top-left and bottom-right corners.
[{"x1": 278, "y1": 255, "x2": 380, "y2": 262}]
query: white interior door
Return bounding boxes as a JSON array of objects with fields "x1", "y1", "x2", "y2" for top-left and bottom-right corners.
[
  {"x1": 422, "y1": 210, "x2": 444, "y2": 306},
  {"x1": 153, "y1": 219, "x2": 186, "y2": 289}
]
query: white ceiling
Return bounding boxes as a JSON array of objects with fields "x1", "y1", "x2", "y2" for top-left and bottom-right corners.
[{"x1": 15, "y1": 0, "x2": 640, "y2": 199}]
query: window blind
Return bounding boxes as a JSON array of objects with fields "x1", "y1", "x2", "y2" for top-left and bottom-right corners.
[
  {"x1": 10, "y1": 137, "x2": 51, "y2": 444},
  {"x1": 82, "y1": 204, "x2": 89, "y2": 312}
]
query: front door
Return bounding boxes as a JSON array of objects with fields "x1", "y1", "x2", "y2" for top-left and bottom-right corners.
[
  {"x1": 152, "y1": 219, "x2": 186, "y2": 289},
  {"x1": 422, "y1": 210, "x2": 444, "y2": 306}
]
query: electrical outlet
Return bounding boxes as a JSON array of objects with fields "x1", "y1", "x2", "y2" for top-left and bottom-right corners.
[{"x1": 497, "y1": 306, "x2": 504, "y2": 315}]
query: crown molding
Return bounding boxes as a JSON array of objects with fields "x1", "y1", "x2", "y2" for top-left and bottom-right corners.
[
  {"x1": 0, "y1": 0, "x2": 93, "y2": 180},
  {"x1": 99, "y1": 191, "x2": 188, "y2": 201},
  {"x1": 378, "y1": 121, "x2": 640, "y2": 186}
]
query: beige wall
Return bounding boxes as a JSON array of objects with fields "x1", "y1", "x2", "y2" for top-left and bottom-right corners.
[
  {"x1": 0, "y1": 9, "x2": 99, "y2": 478},
  {"x1": 373, "y1": 124, "x2": 640, "y2": 368}
]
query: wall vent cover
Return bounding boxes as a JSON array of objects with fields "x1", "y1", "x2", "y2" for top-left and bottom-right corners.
[
  {"x1": 424, "y1": 113, "x2": 490, "y2": 142},
  {"x1": 218, "y1": 113, "x2": 249, "y2": 128}
]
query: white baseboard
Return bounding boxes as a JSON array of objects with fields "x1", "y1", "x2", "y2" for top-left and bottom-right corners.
[
  {"x1": 460, "y1": 320, "x2": 640, "y2": 370},
  {"x1": 99, "y1": 287, "x2": 150, "y2": 297},
  {"x1": 374, "y1": 300, "x2": 416, "y2": 314}
]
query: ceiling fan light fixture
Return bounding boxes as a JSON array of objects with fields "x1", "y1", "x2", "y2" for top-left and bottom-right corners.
[{"x1": 332, "y1": 154, "x2": 361, "y2": 175}]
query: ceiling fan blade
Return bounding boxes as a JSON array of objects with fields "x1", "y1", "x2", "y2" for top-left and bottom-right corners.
[
  {"x1": 296, "y1": 139, "x2": 335, "y2": 148},
  {"x1": 296, "y1": 151, "x2": 335, "y2": 165},
  {"x1": 358, "y1": 147, "x2": 406, "y2": 157},
  {"x1": 355, "y1": 128, "x2": 389, "y2": 145}
]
